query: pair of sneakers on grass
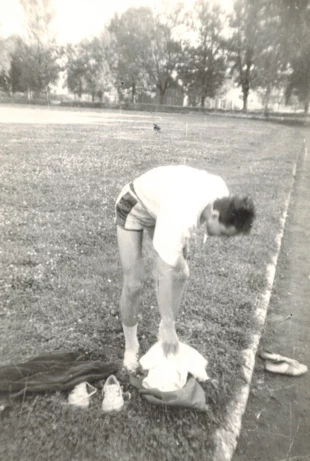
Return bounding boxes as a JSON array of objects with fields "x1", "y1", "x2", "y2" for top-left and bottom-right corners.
[{"x1": 69, "y1": 376, "x2": 125, "y2": 412}]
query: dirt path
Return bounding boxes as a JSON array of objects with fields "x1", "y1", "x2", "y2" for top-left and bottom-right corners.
[{"x1": 233, "y1": 129, "x2": 310, "y2": 461}]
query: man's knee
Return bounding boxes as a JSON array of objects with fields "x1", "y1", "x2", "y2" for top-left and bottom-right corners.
[
  {"x1": 123, "y1": 274, "x2": 144, "y2": 298},
  {"x1": 178, "y1": 264, "x2": 189, "y2": 281},
  {"x1": 171, "y1": 263, "x2": 190, "y2": 283}
]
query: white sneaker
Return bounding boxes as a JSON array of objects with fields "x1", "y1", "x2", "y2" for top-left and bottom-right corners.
[
  {"x1": 265, "y1": 360, "x2": 308, "y2": 376},
  {"x1": 101, "y1": 375, "x2": 124, "y2": 412},
  {"x1": 68, "y1": 382, "x2": 97, "y2": 408}
]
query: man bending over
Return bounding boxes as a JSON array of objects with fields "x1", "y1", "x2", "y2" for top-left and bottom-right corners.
[{"x1": 115, "y1": 165, "x2": 256, "y2": 372}]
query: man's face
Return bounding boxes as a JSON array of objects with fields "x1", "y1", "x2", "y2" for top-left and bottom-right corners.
[{"x1": 206, "y1": 212, "x2": 238, "y2": 237}]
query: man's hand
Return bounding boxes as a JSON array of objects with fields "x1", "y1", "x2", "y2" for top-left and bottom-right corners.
[{"x1": 158, "y1": 320, "x2": 180, "y2": 356}]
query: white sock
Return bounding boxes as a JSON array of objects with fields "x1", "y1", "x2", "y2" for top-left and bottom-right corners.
[
  {"x1": 122, "y1": 323, "x2": 139, "y2": 351},
  {"x1": 122, "y1": 323, "x2": 139, "y2": 372},
  {"x1": 123, "y1": 350, "x2": 139, "y2": 372}
]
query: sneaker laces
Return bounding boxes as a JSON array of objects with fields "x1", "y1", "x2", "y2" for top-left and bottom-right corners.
[{"x1": 103, "y1": 384, "x2": 122, "y2": 404}]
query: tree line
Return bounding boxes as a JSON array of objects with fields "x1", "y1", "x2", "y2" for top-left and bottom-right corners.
[{"x1": 0, "y1": 0, "x2": 309, "y2": 113}]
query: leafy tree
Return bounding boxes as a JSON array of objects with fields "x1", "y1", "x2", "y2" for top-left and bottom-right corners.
[
  {"x1": 0, "y1": 36, "x2": 21, "y2": 94},
  {"x1": 19, "y1": 0, "x2": 60, "y2": 97},
  {"x1": 20, "y1": 0, "x2": 54, "y2": 44},
  {"x1": 279, "y1": 0, "x2": 310, "y2": 113},
  {"x1": 84, "y1": 38, "x2": 112, "y2": 102},
  {"x1": 229, "y1": 0, "x2": 310, "y2": 113},
  {"x1": 65, "y1": 39, "x2": 111, "y2": 101},
  {"x1": 0, "y1": 36, "x2": 56, "y2": 97},
  {"x1": 107, "y1": 6, "x2": 183, "y2": 105},
  {"x1": 178, "y1": 0, "x2": 226, "y2": 107},
  {"x1": 107, "y1": 8, "x2": 151, "y2": 102},
  {"x1": 251, "y1": 1, "x2": 285, "y2": 114},
  {"x1": 0, "y1": 36, "x2": 13, "y2": 75},
  {"x1": 144, "y1": 7, "x2": 184, "y2": 104},
  {"x1": 20, "y1": 41, "x2": 60, "y2": 96},
  {"x1": 0, "y1": 36, "x2": 27, "y2": 94},
  {"x1": 228, "y1": 0, "x2": 262, "y2": 111},
  {"x1": 65, "y1": 43, "x2": 87, "y2": 98}
]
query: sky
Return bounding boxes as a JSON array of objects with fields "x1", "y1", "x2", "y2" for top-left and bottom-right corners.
[{"x1": 0, "y1": 0, "x2": 234, "y2": 44}]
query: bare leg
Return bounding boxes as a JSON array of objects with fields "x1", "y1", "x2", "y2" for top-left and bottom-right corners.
[{"x1": 117, "y1": 226, "x2": 144, "y2": 371}]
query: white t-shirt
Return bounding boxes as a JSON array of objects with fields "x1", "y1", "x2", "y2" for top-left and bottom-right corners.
[
  {"x1": 133, "y1": 165, "x2": 229, "y2": 267},
  {"x1": 139, "y1": 341, "x2": 210, "y2": 392}
]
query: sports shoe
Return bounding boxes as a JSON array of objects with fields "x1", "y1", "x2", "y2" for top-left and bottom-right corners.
[
  {"x1": 68, "y1": 382, "x2": 97, "y2": 408},
  {"x1": 265, "y1": 360, "x2": 308, "y2": 376},
  {"x1": 102, "y1": 375, "x2": 124, "y2": 412},
  {"x1": 259, "y1": 349, "x2": 293, "y2": 363}
]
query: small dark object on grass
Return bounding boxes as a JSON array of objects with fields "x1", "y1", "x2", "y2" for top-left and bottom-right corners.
[{"x1": 153, "y1": 124, "x2": 161, "y2": 133}]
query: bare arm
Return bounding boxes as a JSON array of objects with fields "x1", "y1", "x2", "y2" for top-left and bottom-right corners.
[{"x1": 156, "y1": 254, "x2": 189, "y2": 355}]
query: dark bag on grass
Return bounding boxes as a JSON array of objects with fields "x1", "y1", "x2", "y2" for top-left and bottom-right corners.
[
  {"x1": 130, "y1": 374, "x2": 208, "y2": 412},
  {"x1": 0, "y1": 351, "x2": 118, "y2": 399}
]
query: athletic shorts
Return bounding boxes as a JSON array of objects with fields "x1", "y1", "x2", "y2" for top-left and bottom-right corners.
[{"x1": 115, "y1": 182, "x2": 156, "y2": 231}]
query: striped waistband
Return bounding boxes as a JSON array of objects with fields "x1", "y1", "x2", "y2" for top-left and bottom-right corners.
[{"x1": 129, "y1": 181, "x2": 150, "y2": 213}]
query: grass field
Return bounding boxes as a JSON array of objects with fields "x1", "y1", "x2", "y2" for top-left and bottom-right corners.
[{"x1": 0, "y1": 105, "x2": 305, "y2": 461}]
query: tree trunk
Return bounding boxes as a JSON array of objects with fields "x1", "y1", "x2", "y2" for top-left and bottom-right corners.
[
  {"x1": 242, "y1": 77, "x2": 250, "y2": 112},
  {"x1": 200, "y1": 95, "x2": 206, "y2": 108},
  {"x1": 264, "y1": 86, "x2": 271, "y2": 116},
  {"x1": 46, "y1": 85, "x2": 49, "y2": 106},
  {"x1": 117, "y1": 86, "x2": 123, "y2": 103},
  {"x1": 91, "y1": 92, "x2": 95, "y2": 102},
  {"x1": 304, "y1": 91, "x2": 310, "y2": 113},
  {"x1": 242, "y1": 90, "x2": 249, "y2": 112},
  {"x1": 131, "y1": 81, "x2": 136, "y2": 103},
  {"x1": 159, "y1": 89, "x2": 165, "y2": 105}
]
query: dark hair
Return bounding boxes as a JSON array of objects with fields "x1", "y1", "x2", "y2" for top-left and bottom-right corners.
[{"x1": 213, "y1": 196, "x2": 256, "y2": 234}]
